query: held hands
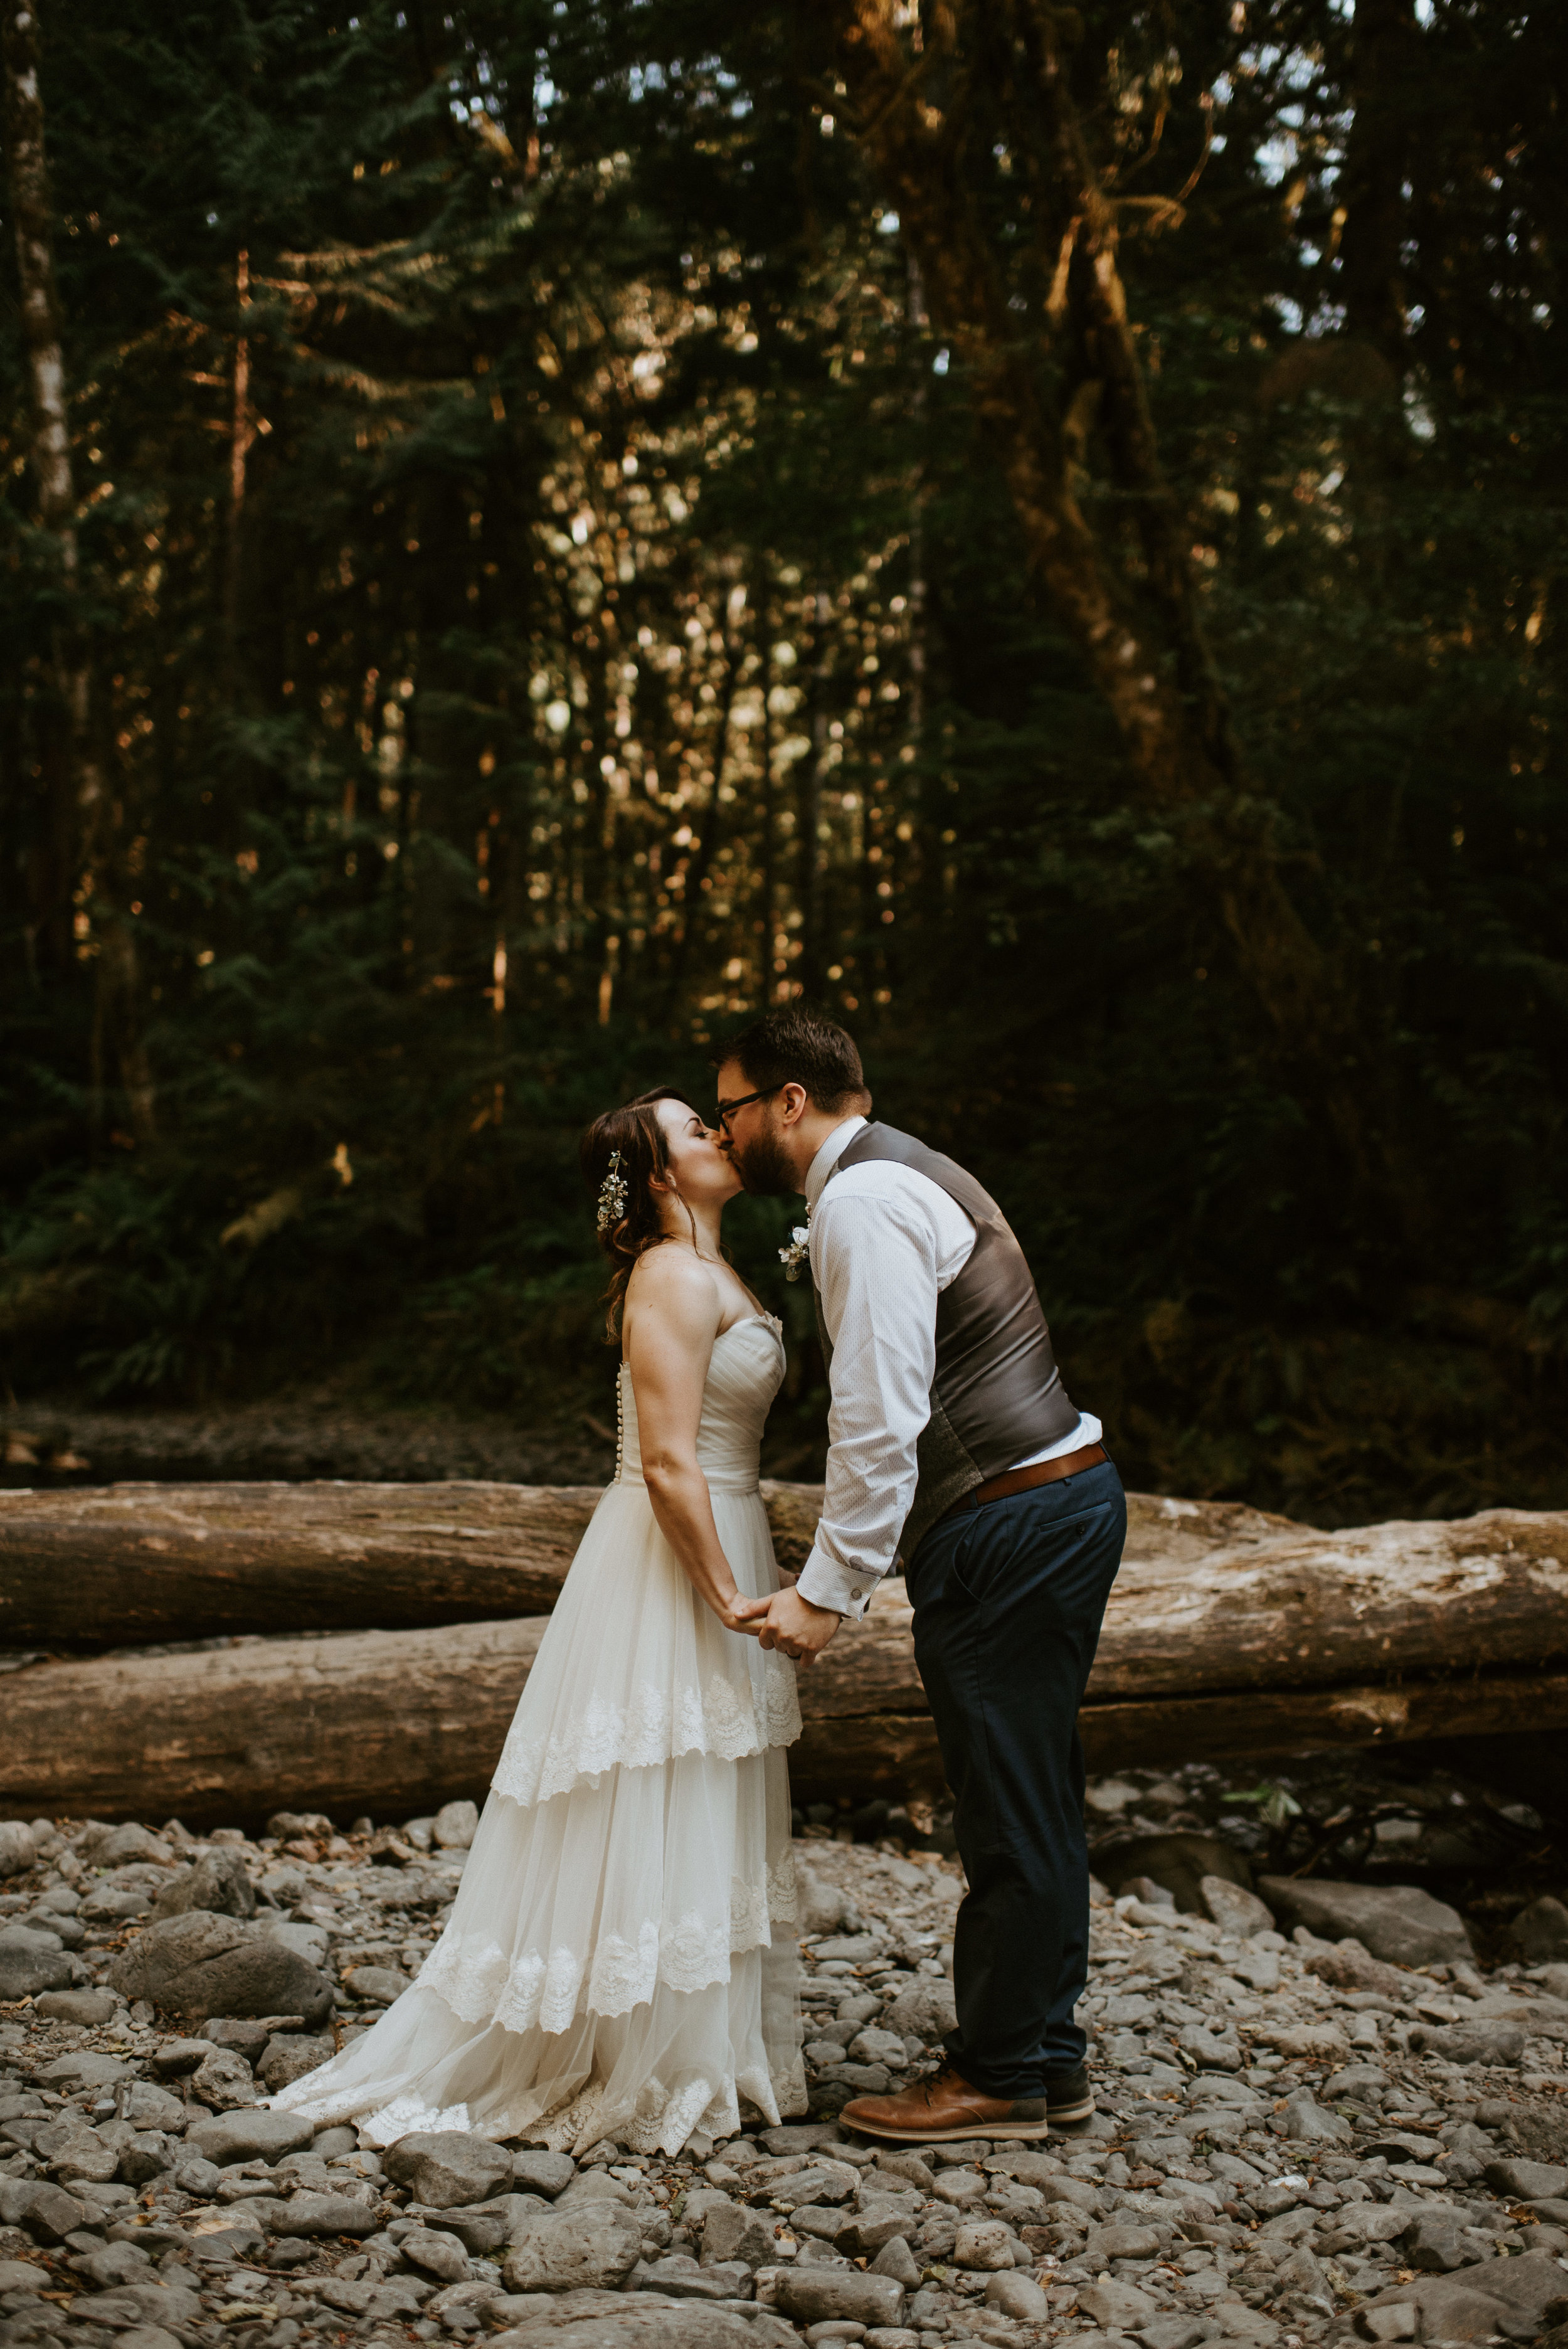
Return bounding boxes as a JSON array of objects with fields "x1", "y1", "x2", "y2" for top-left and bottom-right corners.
[
  {"x1": 711, "y1": 1576, "x2": 794, "y2": 1635},
  {"x1": 729, "y1": 1584, "x2": 842, "y2": 1665}
]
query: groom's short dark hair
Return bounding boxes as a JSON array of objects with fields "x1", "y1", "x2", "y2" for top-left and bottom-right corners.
[{"x1": 713, "y1": 1007, "x2": 869, "y2": 1116}]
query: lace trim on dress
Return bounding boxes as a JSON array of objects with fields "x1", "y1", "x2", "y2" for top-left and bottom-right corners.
[
  {"x1": 307, "y1": 2045, "x2": 805, "y2": 2156},
  {"x1": 773, "y1": 2053, "x2": 810, "y2": 2119},
  {"x1": 346, "y1": 2092, "x2": 479, "y2": 2140},
  {"x1": 523, "y1": 2050, "x2": 800, "y2": 2157},
  {"x1": 268, "y1": 2023, "x2": 805, "y2": 2153},
  {"x1": 770, "y1": 1849, "x2": 797, "y2": 1923},
  {"x1": 492, "y1": 1665, "x2": 802, "y2": 1808},
  {"x1": 418, "y1": 1862, "x2": 793, "y2": 2033},
  {"x1": 734, "y1": 1853, "x2": 797, "y2": 1944}
]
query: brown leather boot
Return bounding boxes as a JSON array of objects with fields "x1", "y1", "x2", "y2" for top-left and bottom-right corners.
[{"x1": 839, "y1": 2062, "x2": 1049, "y2": 2145}]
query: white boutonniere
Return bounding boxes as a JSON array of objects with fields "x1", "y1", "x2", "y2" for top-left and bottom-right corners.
[{"x1": 779, "y1": 1209, "x2": 811, "y2": 1283}]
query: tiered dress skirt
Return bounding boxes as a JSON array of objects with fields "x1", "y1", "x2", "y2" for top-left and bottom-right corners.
[{"x1": 270, "y1": 1320, "x2": 805, "y2": 2155}]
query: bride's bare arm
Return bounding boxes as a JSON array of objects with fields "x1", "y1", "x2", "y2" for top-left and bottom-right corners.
[{"x1": 623, "y1": 1248, "x2": 751, "y2": 1633}]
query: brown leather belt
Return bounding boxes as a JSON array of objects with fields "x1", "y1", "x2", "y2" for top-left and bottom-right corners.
[{"x1": 941, "y1": 1443, "x2": 1107, "y2": 1522}]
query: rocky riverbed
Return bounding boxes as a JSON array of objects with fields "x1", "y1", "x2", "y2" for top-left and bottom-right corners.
[{"x1": 2, "y1": 1795, "x2": 1567, "y2": 2349}]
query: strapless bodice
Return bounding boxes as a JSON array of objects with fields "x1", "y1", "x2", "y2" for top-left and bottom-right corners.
[{"x1": 617, "y1": 1314, "x2": 785, "y2": 1494}]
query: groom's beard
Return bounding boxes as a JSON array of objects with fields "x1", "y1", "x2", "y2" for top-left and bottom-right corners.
[{"x1": 727, "y1": 1124, "x2": 798, "y2": 1197}]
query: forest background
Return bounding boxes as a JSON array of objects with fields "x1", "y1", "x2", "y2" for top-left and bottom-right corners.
[{"x1": 1, "y1": 0, "x2": 1564, "y2": 1527}]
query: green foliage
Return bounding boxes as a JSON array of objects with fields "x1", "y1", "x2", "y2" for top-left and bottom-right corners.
[
  {"x1": 0, "y1": 0, "x2": 1564, "y2": 1523},
  {"x1": 1229, "y1": 1785, "x2": 1304, "y2": 1831}
]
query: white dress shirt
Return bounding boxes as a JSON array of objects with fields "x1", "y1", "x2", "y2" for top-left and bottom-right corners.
[{"x1": 793, "y1": 1116, "x2": 1103, "y2": 1621}]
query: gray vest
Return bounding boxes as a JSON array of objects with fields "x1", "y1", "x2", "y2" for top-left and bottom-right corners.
[{"x1": 811, "y1": 1121, "x2": 1081, "y2": 1563}]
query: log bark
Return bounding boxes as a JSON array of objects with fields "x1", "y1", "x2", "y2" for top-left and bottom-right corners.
[
  {"x1": 0, "y1": 1618, "x2": 553, "y2": 1828},
  {"x1": 790, "y1": 1675, "x2": 1568, "y2": 1805},
  {"x1": 4, "y1": 1604, "x2": 1567, "y2": 1829},
  {"x1": 1078, "y1": 1499, "x2": 1568, "y2": 1701},
  {"x1": 0, "y1": 1479, "x2": 825, "y2": 1646},
  {"x1": 3, "y1": 1493, "x2": 1567, "y2": 1824},
  {"x1": 0, "y1": 1480, "x2": 605, "y2": 1645},
  {"x1": 6, "y1": 1481, "x2": 1565, "y2": 1708}
]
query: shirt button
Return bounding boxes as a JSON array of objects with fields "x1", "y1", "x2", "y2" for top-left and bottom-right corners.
[{"x1": 850, "y1": 1588, "x2": 862, "y2": 1600}]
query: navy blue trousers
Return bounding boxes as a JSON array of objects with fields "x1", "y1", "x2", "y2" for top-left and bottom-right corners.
[{"x1": 903, "y1": 1458, "x2": 1126, "y2": 2097}]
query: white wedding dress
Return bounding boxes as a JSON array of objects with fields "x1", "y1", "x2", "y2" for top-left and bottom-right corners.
[{"x1": 269, "y1": 1313, "x2": 805, "y2": 2155}]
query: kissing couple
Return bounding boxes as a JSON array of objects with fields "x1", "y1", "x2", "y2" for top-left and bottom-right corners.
[{"x1": 270, "y1": 1008, "x2": 1126, "y2": 2157}]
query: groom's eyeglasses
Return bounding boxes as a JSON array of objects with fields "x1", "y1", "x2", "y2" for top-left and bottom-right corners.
[{"x1": 715, "y1": 1083, "x2": 783, "y2": 1137}]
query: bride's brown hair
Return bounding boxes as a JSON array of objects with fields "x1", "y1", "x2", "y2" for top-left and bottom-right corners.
[{"x1": 581, "y1": 1086, "x2": 705, "y2": 1337}]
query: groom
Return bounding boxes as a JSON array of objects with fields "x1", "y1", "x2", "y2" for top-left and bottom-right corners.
[{"x1": 717, "y1": 1007, "x2": 1125, "y2": 2143}]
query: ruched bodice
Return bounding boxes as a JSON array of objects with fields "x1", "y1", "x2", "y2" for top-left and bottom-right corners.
[{"x1": 617, "y1": 1312, "x2": 784, "y2": 1493}]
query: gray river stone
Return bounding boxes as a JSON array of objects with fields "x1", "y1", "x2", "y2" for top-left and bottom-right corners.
[
  {"x1": 1256, "y1": 1877, "x2": 1473, "y2": 1965},
  {"x1": 0, "y1": 1928, "x2": 74, "y2": 2001},
  {"x1": 502, "y1": 2204, "x2": 643, "y2": 2294},
  {"x1": 184, "y1": 2108, "x2": 314, "y2": 2166},
  {"x1": 383, "y1": 2129, "x2": 514, "y2": 2208},
  {"x1": 108, "y1": 1909, "x2": 334, "y2": 2027},
  {"x1": 149, "y1": 1848, "x2": 256, "y2": 1922}
]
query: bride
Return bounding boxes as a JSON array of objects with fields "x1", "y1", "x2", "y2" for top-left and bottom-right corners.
[{"x1": 269, "y1": 1088, "x2": 805, "y2": 2155}]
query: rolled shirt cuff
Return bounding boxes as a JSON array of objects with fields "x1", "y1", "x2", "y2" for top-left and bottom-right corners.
[{"x1": 795, "y1": 1544, "x2": 882, "y2": 1621}]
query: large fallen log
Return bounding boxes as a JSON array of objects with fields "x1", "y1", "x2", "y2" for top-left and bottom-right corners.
[
  {"x1": 1, "y1": 1482, "x2": 1291, "y2": 1648},
  {"x1": 4, "y1": 1500, "x2": 1568, "y2": 1821},
  {"x1": 9, "y1": 1478, "x2": 1568, "y2": 1705},
  {"x1": 5, "y1": 1478, "x2": 1566, "y2": 1697},
  {"x1": 0, "y1": 1479, "x2": 827, "y2": 1646},
  {"x1": 0, "y1": 1480, "x2": 601, "y2": 1645}
]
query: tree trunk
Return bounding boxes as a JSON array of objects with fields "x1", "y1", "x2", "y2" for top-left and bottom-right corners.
[
  {"x1": 0, "y1": 1478, "x2": 825, "y2": 1646},
  {"x1": 408, "y1": 473, "x2": 479, "y2": 985},
  {"x1": 3, "y1": 0, "x2": 83, "y2": 979},
  {"x1": 4, "y1": 1589, "x2": 1566, "y2": 1830},
  {"x1": 755, "y1": 560, "x2": 778, "y2": 997},
  {"x1": 797, "y1": 589, "x2": 832, "y2": 994},
  {"x1": 799, "y1": 1666, "x2": 1568, "y2": 1806},
  {"x1": 1337, "y1": 0, "x2": 1418, "y2": 375},
  {"x1": 665, "y1": 595, "x2": 746, "y2": 1005},
  {"x1": 822, "y1": 0, "x2": 1371, "y2": 1174},
  {"x1": 0, "y1": 1618, "x2": 556, "y2": 1830},
  {"x1": 225, "y1": 249, "x2": 253, "y2": 664},
  {"x1": 3, "y1": 0, "x2": 153, "y2": 1134},
  {"x1": 2, "y1": 6, "x2": 73, "y2": 557},
  {"x1": 5, "y1": 1481, "x2": 1568, "y2": 1825},
  {"x1": 6, "y1": 1483, "x2": 1565, "y2": 1690}
]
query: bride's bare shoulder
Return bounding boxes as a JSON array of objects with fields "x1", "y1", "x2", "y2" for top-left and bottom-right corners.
[{"x1": 624, "y1": 1242, "x2": 721, "y2": 1330}]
